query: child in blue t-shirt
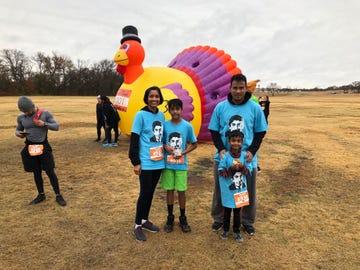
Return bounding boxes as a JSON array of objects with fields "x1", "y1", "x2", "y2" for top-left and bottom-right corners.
[
  {"x1": 161, "y1": 99, "x2": 197, "y2": 233},
  {"x1": 218, "y1": 130, "x2": 252, "y2": 242}
]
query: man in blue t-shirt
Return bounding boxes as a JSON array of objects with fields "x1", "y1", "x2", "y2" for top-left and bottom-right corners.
[{"x1": 208, "y1": 73, "x2": 268, "y2": 235}]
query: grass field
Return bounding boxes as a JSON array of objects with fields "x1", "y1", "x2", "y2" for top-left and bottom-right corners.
[{"x1": 0, "y1": 93, "x2": 359, "y2": 269}]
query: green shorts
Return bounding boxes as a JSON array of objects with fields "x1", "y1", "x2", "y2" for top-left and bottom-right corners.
[{"x1": 161, "y1": 169, "x2": 187, "y2": 191}]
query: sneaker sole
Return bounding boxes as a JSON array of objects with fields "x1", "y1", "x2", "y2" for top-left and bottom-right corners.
[
  {"x1": 142, "y1": 227, "x2": 159, "y2": 233},
  {"x1": 243, "y1": 227, "x2": 255, "y2": 236},
  {"x1": 212, "y1": 226, "x2": 223, "y2": 232},
  {"x1": 133, "y1": 231, "x2": 147, "y2": 241}
]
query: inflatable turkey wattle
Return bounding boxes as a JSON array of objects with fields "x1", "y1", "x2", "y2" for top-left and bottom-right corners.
[{"x1": 113, "y1": 25, "x2": 256, "y2": 142}]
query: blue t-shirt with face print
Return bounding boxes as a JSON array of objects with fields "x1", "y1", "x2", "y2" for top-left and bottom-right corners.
[
  {"x1": 163, "y1": 119, "x2": 197, "y2": 170},
  {"x1": 132, "y1": 110, "x2": 165, "y2": 170},
  {"x1": 208, "y1": 99, "x2": 268, "y2": 167},
  {"x1": 218, "y1": 151, "x2": 252, "y2": 208}
]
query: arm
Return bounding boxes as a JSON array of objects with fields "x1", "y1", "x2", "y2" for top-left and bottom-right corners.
[
  {"x1": 15, "y1": 115, "x2": 26, "y2": 138},
  {"x1": 210, "y1": 130, "x2": 227, "y2": 159},
  {"x1": 210, "y1": 130, "x2": 225, "y2": 152},
  {"x1": 182, "y1": 142, "x2": 197, "y2": 156},
  {"x1": 44, "y1": 111, "x2": 59, "y2": 131},
  {"x1": 246, "y1": 131, "x2": 266, "y2": 162},
  {"x1": 129, "y1": 132, "x2": 140, "y2": 166},
  {"x1": 33, "y1": 111, "x2": 59, "y2": 131}
]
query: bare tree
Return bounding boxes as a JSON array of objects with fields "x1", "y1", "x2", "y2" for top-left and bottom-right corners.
[{"x1": 1, "y1": 49, "x2": 33, "y2": 94}]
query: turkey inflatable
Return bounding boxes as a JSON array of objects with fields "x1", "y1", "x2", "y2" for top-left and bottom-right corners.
[{"x1": 113, "y1": 25, "x2": 258, "y2": 142}]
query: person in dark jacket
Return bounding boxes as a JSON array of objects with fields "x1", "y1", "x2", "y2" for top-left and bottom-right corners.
[
  {"x1": 101, "y1": 96, "x2": 120, "y2": 147},
  {"x1": 95, "y1": 95, "x2": 105, "y2": 142}
]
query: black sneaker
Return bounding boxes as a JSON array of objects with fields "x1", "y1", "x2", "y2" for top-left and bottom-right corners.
[
  {"x1": 220, "y1": 231, "x2": 229, "y2": 240},
  {"x1": 56, "y1": 194, "x2": 67, "y2": 206},
  {"x1": 133, "y1": 226, "x2": 146, "y2": 241},
  {"x1": 94, "y1": 138, "x2": 101, "y2": 142},
  {"x1": 234, "y1": 232, "x2": 244, "y2": 242},
  {"x1": 164, "y1": 215, "x2": 174, "y2": 233},
  {"x1": 212, "y1": 222, "x2": 223, "y2": 232},
  {"x1": 243, "y1": 224, "x2": 255, "y2": 235},
  {"x1": 179, "y1": 216, "x2": 191, "y2": 233},
  {"x1": 29, "y1": 193, "x2": 46, "y2": 205},
  {"x1": 142, "y1": 220, "x2": 160, "y2": 233}
]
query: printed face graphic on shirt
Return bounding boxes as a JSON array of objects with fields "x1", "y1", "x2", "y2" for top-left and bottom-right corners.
[
  {"x1": 169, "y1": 132, "x2": 182, "y2": 150},
  {"x1": 229, "y1": 171, "x2": 246, "y2": 191},
  {"x1": 150, "y1": 121, "x2": 163, "y2": 142},
  {"x1": 228, "y1": 115, "x2": 244, "y2": 132}
]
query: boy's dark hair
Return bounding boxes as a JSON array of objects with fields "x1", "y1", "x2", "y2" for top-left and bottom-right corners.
[
  {"x1": 143, "y1": 86, "x2": 164, "y2": 105},
  {"x1": 169, "y1": 132, "x2": 181, "y2": 142},
  {"x1": 227, "y1": 130, "x2": 244, "y2": 140},
  {"x1": 152, "y1": 120, "x2": 162, "y2": 130},
  {"x1": 167, "y1": 98, "x2": 183, "y2": 110},
  {"x1": 230, "y1": 73, "x2": 247, "y2": 85}
]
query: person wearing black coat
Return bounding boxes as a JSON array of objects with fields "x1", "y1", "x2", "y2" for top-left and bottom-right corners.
[
  {"x1": 95, "y1": 95, "x2": 105, "y2": 142},
  {"x1": 101, "y1": 96, "x2": 120, "y2": 146}
]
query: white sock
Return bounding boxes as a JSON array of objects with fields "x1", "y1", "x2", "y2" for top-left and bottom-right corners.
[
  {"x1": 141, "y1": 219, "x2": 147, "y2": 225},
  {"x1": 134, "y1": 224, "x2": 141, "y2": 229}
]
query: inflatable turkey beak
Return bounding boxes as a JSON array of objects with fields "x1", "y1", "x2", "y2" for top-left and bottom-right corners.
[{"x1": 114, "y1": 49, "x2": 129, "y2": 66}]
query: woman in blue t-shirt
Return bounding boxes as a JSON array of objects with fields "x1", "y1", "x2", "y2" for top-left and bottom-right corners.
[{"x1": 129, "y1": 86, "x2": 165, "y2": 241}]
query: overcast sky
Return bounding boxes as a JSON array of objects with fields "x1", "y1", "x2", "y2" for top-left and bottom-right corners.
[{"x1": 1, "y1": 0, "x2": 359, "y2": 88}]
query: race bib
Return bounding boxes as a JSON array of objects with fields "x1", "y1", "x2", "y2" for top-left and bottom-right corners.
[
  {"x1": 150, "y1": 145, "x2": 164, "y2": 161},
  {"x1": 114, "y1": 89, "x2": 131, "y2": 112},
  {"x1": 167, "y1": 155, "x2": 185, "y2": 164},
  {"x1": 28, "y1": 144, "x2": 44, "y2": 156},
  {"x1": 234, "y1": 191, "x2": 249, "y2": 208}
]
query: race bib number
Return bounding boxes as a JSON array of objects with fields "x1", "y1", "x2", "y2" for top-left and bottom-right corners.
[
  {"x1": 234, "y1": 191, "x2": 249, "y2": 208},
  {"x1": 150, "y1": 145, "x2": 164, "y2": 161},
  {"x1": 167, "y1": 155, "x2": 185, "y2": 164},
  {"x1": 28, "y1": 144, "x2": 44, "y2": 156},
  {"x1": 114, "y1": 89, "x2": 131, "y2": 112}
]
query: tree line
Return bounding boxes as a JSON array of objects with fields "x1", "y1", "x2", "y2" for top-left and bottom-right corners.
[
  {"x1": 0, "y1": 49, "x2": 123, "y2": 96},
  {"x1": 1, "y1": 49, "x2": 358, "y2": 96}
]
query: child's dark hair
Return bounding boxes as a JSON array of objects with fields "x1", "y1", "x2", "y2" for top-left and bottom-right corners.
[
  {"x1": 227, "y1": 130, "x2": 244, "y2": 140},
  {"x1": 167, "y1": 98, "x2": 183, "y2": 110},
  {"x1": 143, "y1": 86, "x2": 164, "y2": 105}
]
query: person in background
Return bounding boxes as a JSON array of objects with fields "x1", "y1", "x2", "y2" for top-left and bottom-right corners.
[
  {"x1": 15, "y1": 96, "x2": 66, "y2": 206},
  {"x1": 161, "y1": 99, "x2": 197, "y2": 233},
  {"x1": 101, "y1": 96, "x2": 120, "y2": 147},
  {"x1": 129, "y1": 86, "x2": 165, "y2": 241},
  {"x1": 218, "y1": 130, "x2": 252, "y2": 242},
  {"x1": 258, "y1": 95, "x2": 270, "y2": 123},
  {"x1": 95, "y1": 95, "x2": 105, "y2": 142},
  {"x1": 208, "y1": 73, "x2": 268, "y2": 235}
]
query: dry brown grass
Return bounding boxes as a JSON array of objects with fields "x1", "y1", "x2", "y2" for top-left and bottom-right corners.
[{"x1": 1, "y1": 93, "x2": 359, "y2": 269}]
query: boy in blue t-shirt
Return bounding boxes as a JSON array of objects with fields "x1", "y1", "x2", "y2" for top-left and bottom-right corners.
[
  {"x1": 161, "y1": 99, "x2": 197, "y2": 233},
  {"x1": 218, "y1": 130, "x2": 252, "y2": 242}
]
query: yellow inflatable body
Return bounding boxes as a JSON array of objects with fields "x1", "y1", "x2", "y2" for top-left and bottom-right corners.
[{"x1": 115, "y1": 66, "x2": 202, "y2": 136}]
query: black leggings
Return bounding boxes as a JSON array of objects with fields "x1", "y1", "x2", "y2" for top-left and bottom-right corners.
[
  {"x1": 104, "y1": 125, "x2": 119, "y2": 143},
  {"x1": 33, "y1": 168, "x2": 60, "y2": 195},
  {"x1": 223, "y1": 207, "x2": 241, "y2": 233},
  {"x1": 135, "y1": 169, "x2": 162, "y2": 225}
]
